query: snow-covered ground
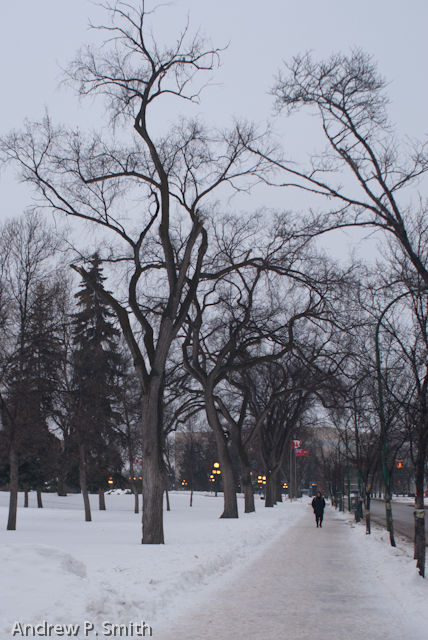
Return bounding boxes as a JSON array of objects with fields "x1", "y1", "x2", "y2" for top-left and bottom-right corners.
[
  {"x1": 0, "y1": 491, "x2": 306, "y2": 638},
  {"x1": 390, "y1": 495, "x2": 424, "y2": 505},
  {"x1": 338, "y1": 509, "x2": 428, "y2": 633},
  {"x1": 0, "y1": 491, "x2": 427, "y2": 639}
]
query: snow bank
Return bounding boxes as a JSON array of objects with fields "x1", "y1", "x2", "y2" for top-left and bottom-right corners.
[
  {"x1": 0, "y1": 492, "x2": 306, "y2": 637},
  {"x1": 336, "y1": 510, "x2": 428, "y2": 634}
]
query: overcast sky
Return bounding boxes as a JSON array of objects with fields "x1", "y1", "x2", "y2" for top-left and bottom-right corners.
[{"x1": 1, "y1": 0, "x2": 427, "y2": 259}]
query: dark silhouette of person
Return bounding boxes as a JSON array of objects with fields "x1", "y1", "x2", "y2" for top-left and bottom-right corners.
[{"x1": 312, "y1": 491, "x2": 326, "y2": 527}]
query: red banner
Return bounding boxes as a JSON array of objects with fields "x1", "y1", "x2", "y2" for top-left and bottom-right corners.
[
  {"x1": 291, "y1": 440, "x2": 302, "y2": 449},
  {"x1": 296, "y1": 449, "x2": 309, "y2": 457}
]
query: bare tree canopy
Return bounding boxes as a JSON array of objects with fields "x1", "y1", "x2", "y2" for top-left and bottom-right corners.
[
  {"x1": 0, "y1": 2, "x2": 274, "y2": 543},
  {"x1": 245, "y1": 50, "x2": 428, "y2": 286}
]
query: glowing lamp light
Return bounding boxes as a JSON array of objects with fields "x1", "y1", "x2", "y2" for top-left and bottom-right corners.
[{"x1": 213, "y1": 462, "x2": 220, "y2": 469}]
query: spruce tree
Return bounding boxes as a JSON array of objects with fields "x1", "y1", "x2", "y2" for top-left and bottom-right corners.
[
  {"x1": 18, "y1": 281, "x2": 63, "y2": 506},
  {"x1": 1, "y1": 279, "x2": 62, "y2": 523},
  {"x1": 72, "y1": 254, "x2": 124, "y2": 519}
]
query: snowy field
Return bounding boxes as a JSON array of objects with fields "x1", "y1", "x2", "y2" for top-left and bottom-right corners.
[
  {"x1": 0, "y1": 491, "x2": 306, "y2": 638},
  {"x1": 1, "y1": 491, "x2": 428, "y2": 639}
]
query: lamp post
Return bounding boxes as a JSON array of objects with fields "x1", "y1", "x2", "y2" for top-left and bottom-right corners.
[
  {"x1": 282, "y1": 481, "x2": 288, "y2": 501},
  {"x1": 257, "y1": 475, "x2": 267, "y2": 498},
  {"x1": 211, "y1": 462, "x2": 221, "y2": 497}
]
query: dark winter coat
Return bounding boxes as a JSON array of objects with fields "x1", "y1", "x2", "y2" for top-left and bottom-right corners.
[{"x1": 312, "y1": 496, "x2": 326, "y2": 515}]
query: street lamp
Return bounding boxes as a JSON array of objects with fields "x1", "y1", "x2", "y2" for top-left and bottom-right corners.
[
  {"x1": 211, "y1": 463, "x2": 221, "y2": 497},
  {"x1": 257, "y1": 475, "x2": 267, "y2": 497}
]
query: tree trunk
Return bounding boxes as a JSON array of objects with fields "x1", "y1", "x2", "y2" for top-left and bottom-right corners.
[
  {"x1": 163, "y1": 471, "x2": 171, "y2": 512},
  {"x1": 384, "y1": 487, "x2": 396, "y2": 547},
  {"x1": 36, "y1": 487, "x2": 43, "y2": 508},
  {"x1": 355, "y1": 498, "x2": 361, "y2": 522},
  {"x1": 414, "y1": 448, "x2": 426, "y2": 577},
  {"x1": 24, "y1": 486, "x2": 29, "y2": 508},
  {"x1": 365, "y1": 493, "x2": 371, "y2": 535},
  {"x1": 216, "y1": 432, "x2": 238, "y2": 518},
  {"x1": 134, "y1": 485, "x2": 139, "y2": 514},
  {"x1": 235, "y1": 438, "x2": 255, "y2": 513},
  {"x1": 205, "y1": 394, "x2": 238, "y2": 519},
  {"x1": 79, "y1": 444, "x2": 92, "y2": 522},
  {"x1": 129, "y1": 445, "x2": 138, "y2": 513},
  {"x1": 57, "y1": 476, "x2": 67, "y2": 497},
  {"x1": 265, "y1": 472, "x2": 276, "y2": 508},
  {"x1": 141, "y1": 380, "x2": 165, "y2": 543},
  {"x1": 7, "y1": 445, "x2": 18, "y2": 530},
  {"x1": 276, "y1": 474, "x2": 283, "y2": 503},
  {"x1": 98, "y1": 488, "x2": 106, "y2": 511}
]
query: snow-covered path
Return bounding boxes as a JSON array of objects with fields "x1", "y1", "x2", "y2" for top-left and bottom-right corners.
[{"x1": 156, "y1": 506, "x2": 425, "y2": 640}]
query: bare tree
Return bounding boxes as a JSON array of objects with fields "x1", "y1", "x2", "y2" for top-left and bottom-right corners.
[
  {"x1": 376, "y1": 285, "x2": 428, "y2": 575},
  {"x1": 115, "y1": 350, "x2": 142, "y2": 514},
  {"x1": 182, "y1": 212, "x2": 342, "y2": 515},
  {"x1": 0, "y1": 213, "x2": 62, "y2": 530},
  {"x1": 334, "y1": 281, "x2": 412, "y2": 545},
  {"x1": 0, "y1": 4, "x2": 271, "y2": 543},
  {"x1": 249, "y1": 50, "x2": 428, "y2": 286},
  {"x1": 247, "y1": 360, "x2": 313, "y2": 507}
]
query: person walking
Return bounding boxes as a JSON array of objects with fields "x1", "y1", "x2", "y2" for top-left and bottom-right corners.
[{"x1": 312, "y1": 491, "x2": 326, "y2": 528}]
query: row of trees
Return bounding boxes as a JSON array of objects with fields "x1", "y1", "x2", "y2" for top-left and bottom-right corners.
[
  {"x1": 0, "y1": 2, "x2": 427, "y2": 576},
  {"x1": 0, "y1": 218, "x2": 142, "y2": 527}
]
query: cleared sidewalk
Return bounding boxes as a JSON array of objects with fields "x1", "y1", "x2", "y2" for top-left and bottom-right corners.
[{"x1": 156, "y1": 504, "x2": 423, "y2": 640}]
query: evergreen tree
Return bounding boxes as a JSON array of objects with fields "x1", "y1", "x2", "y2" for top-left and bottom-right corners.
[
  {"x1": 0, "y1": 212, "x2": 64, "y2": 530},
  {"x1": 71, "y1": 254, "x2": 124, "y2": 519},
  {"x1": 0, "y1": 277, "x2": 63, "y2": 521},
  {"x1": 17, "y1": 281, "x2": 63, "y2": 505}
]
